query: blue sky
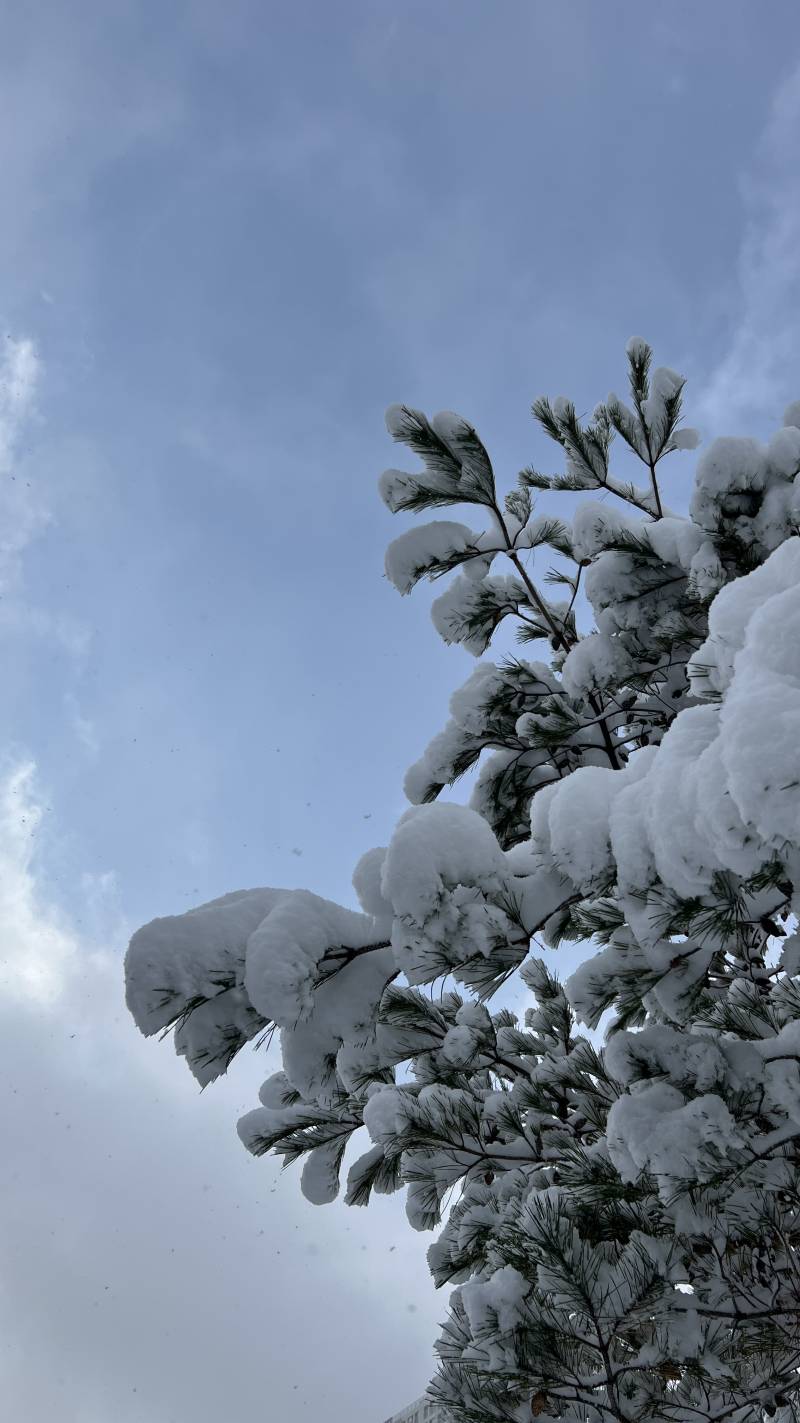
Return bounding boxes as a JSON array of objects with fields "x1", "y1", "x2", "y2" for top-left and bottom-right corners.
[{"x1": 2, "y1": 3, "x2": 800, "y2": 1420}]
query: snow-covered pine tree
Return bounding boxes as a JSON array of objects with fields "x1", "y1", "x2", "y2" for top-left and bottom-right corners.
[{"x1": 126, "y1": 341, "x2": 800, "y2": 1423}]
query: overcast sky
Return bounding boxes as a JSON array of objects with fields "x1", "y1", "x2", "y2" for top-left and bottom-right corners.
[{"x1": 3, "y1": 3, "x2": 800, "y2": 1421}]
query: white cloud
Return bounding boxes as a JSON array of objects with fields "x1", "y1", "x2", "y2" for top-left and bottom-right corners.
[
  {"x1": 0, "y1": 340, "x2": 97, "y2": 664},
  {"x1": 0, "y1": 760, "x2": 442, "y2": 1422},
  {"x1": 0, "y1": 334, "x2": 39, "y2": 471},
  {"x1": 0, "y1": 332, "x2": 38, "y2": 466},
  {"x1": 0, "y1": 759, "x2": 78, "y2": 1003},
  {"x1": 0, "y1": 334, "x2": 47, "y2": 595},
  {"x1": 699, "y1": 62, "x2": 800, "y2": 431}
]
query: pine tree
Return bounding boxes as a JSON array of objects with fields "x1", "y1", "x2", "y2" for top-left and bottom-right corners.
[{"x1": 126, "y1": 341, "x2": 800, "y2": 1423}]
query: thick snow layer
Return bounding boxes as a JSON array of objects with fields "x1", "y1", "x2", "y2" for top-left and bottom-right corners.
[
  {"x1": 605, "y1": 1025, "x2": 729, "y2": 1095},
  {"x1": 363, "y1": 1086, "x2": 406, "y2": 1144},
  {"x1": 439, "y1": 1022, "x2": 482, "y2": 1067},
  {"x1": 515, "y1": 865, "x2": 575, "y2": 935},
  {"x1": 300, "y1": 1139, "x2": 346, "y2": 1205},
  {"x1": 384, "y1": 520, "x2": 477, "y2": 594},
  {"x1": 691, "y1": 436, "x2": 767, "y2": 530},
  {"x1": 403, "y1": 724, "x2": 464, "y2": 805},
  {"x1": 430, "y1": 573, "x2": 521, "y2": 655},
  {"x1": 687, "y1": 539, "x2": 725, "y2": 598},
  {"x1": 643, "y1": 516, "x2": 704, "y2": 570},
  {"x1": 571, "y1": 501, "x2": 644, "y2": 561},
  {"x1": 382, "y1": 803, "x2": 510, "y2": 926},
  {"x1": 625, "y1": 335, "x2": 649, "y2": 362},
  {"x1": 560, "y1": 632, "x2": 634, "y2": 699},
  {"x1": 531, "y1": 763, "x2": 641, "y2": 894},
  {"x1": 244, "y1": 890, "x2": 379, "y2": 1026},
  {"x1": 258, "y1": 1071, "x2": 295, "y2": 1109},
  {"x1": 351, "y1": 845, "x2": 391, "y2": 920},
  {"x1": 280, "y1": 943, "x2": 395, "y2": 1105},
  {"x1": 536, "y1": 540, "x2": 800, "y2": 913},
  {"x1": 379, "y1": 803, "x2": 527, "y2": 985},
  {"x1": 125, "y1": 888, "x2": 289, "y2": 1035},
  {"x1": 643, "y1": 705, "x2": 726, "y2": 899},
  {"x1": 128, "y1": 879, "x2": 395, "y2": 1102},
  {"x1": 461, "y1": 1265, "x2": 529, "y2": 1335},
  {"x1": 650, "y1": 365, "x2": 683, "y2": 402},
  {"x1": 378, "y1": 467, "x2": 421, "y2": 512},
  {"x1": 449, "y1": 663, "x2": 511, "y2": 734},
  {"x1": 710, "y1": 580, "x2": 800, "y2": 849},
  {"x1": 237, "y1": 1102, "x2": 305, "y2": 1153},
  {"x1": 687, "y1": 429, "x2": 799, "y2": 559},
  {"x1": 607, "y1": 1085, "x2": 744, "y2": 1191},
  {"x1": 689, "y1": 535, "x2": 800, "y2": 697},
  {"x1": 607, "y1": 747, "x2": 659, "y2": 896},
  {"x1": 404, "y1": 662, "x2": 527, "y2": 804}
]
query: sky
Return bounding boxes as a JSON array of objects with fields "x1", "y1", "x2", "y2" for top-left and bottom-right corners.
[{"x1": 3, "y1": 2, "x2": 800, "y2": 1419}]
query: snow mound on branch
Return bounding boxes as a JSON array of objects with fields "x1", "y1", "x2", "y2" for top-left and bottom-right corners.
[
  {"x1": 403, "y1": 720, "x2": 471, "y2": 805},
  {"x1": 461, "y1": 1264, "x2": 529, "y2": 1334},
  {"x1": 257, "y1": 1071, "x2": 295, "y2": 1109},
  {"x1": 691, "y1": 436, "x2": 768, "y2": 530},
  {"x1": 689, "y1": 535, "x2": 800, "y2": 698},
  {"x1": 127, "y1": 881, "x2": 395, "y2": 1101},
  {"x1": 378, "y1": 467, "x2": 419, "y2": 512},
  {"x1": 382, "y1": 803, "x2": 510, "y2": 924},
  {"x1": 702, "y1": 550, "x2": 800, "y2": 851},
  {"x1": 571, "y1": 501, "x2": 644, "y2": 560},
  {"x1": 280, "y1": 944, "x2": 394, "y2": 1106},
  {"x1": 448, "y1": 662, "x2": 512, "y2": 733},
  {"x1": 351, "y1": 845, "x2": 391, "y2": 920},
  {"x1": 380, "y1": 802, "x2": 525, "y2": 985},
  {"x1": 607, "y1": 1085, "x2": 745, "y2": 1190},
  {"x1": 644, "y1": 516, "x2": 705, "y2": 569},
  {"x1": 560, "y1": 633, "x2": 634, "y2": 699},
  {"x1": 430, "y1": 573, "x2": 522, "y2": 655},
  {"x1": 125, "y1": 888, "x2": 289, "y2": 1035},
  {"x1": 384, "y1": 520, "x2": 476, "y2": 594},
  {"x1": 403, "y1": 662, "x2": 518, "y2": 804},
  {"x1": 538, "y1": 539, "x2": 800, "y2": 909},
  {"x1": 244, "y1": 890, "x2": 379, "y2": 1025},
  {"x1": 690, "y1": 434, "x2": 800, "y2": 558},
  {"x1": 363, "y1": 1085, "x2": 406, "y2": 1144},
  {"x1": 625, "y1": 335, "x2": 649, "y2": 362},
  {"x1": 531, "y1": 763, "x2": 642, "y2": 894},
  {"x1": 300, "y1": 1140, "x2": 347, "y2": 1205}
]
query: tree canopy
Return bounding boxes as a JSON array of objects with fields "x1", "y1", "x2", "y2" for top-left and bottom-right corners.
[{"x1": 127, "y1": 341, "x2": 800, "y2": 1423}]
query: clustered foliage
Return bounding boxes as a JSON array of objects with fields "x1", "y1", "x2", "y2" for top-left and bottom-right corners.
[{"x1": 127, "y1": 341, "x2": 800, "y2": 1423}]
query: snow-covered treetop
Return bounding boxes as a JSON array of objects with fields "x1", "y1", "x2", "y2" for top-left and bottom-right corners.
[{"x1": 126, "y1": 341, "x2": 800, "y2": 1423}]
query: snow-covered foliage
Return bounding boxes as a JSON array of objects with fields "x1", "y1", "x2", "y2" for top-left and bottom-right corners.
[{"x1": 127, "y1": 343, "x2": 800, "y2": 1423}]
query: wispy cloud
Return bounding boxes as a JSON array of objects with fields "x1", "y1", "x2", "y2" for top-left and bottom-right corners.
[
  {"x1": 0, "y1": 339, "x2": 97, "y2": 663},
  {"x1": 699, "y1": 62, "x2": 800, "y2": 431},
  {"x1": 64, "y1": 691, "x2": 100, "y2": 756},
  {"x1": 0, "y1": 759, "x2": 79, "y2": 1002},
  {"x1": 0, "y1": 335, "x2": 45, "y2": 593},
  {"x1": 0, "y1": 335, "x2": 38, "y2": 470}
]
